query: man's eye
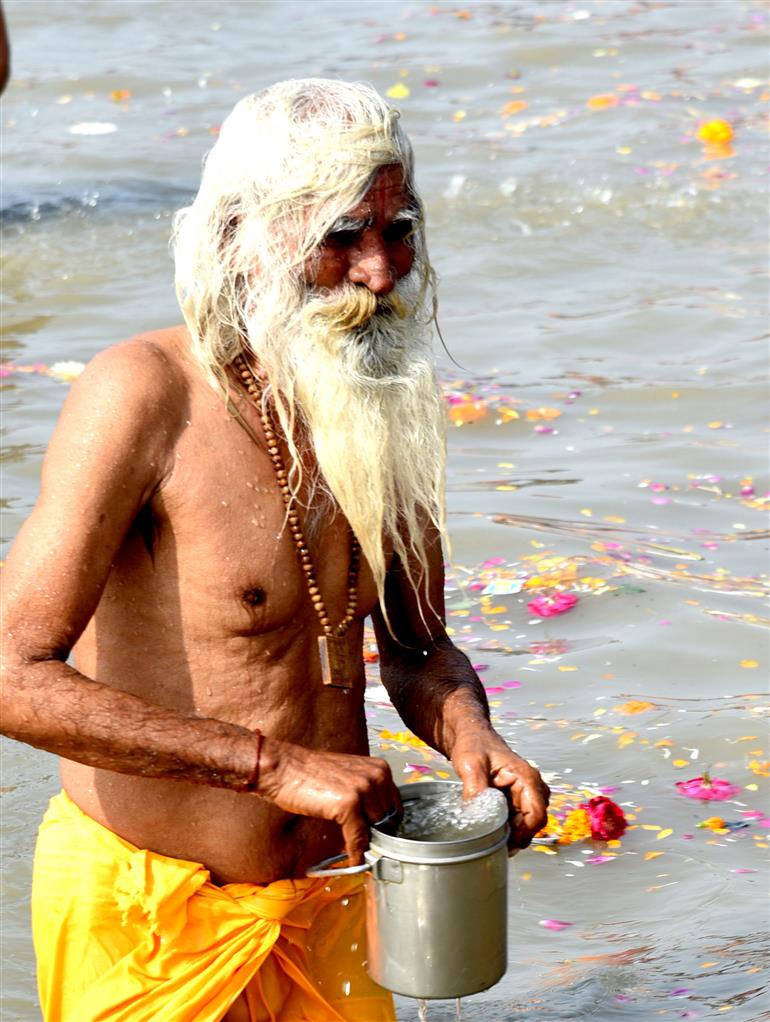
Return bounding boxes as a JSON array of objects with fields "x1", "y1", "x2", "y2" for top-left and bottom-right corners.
[
  {"x1": 384, "y1": 221, "x2": 416, "y2": 244},
  {"x1": 324, "y1": 229, "x2": 359, "y2": 249}
]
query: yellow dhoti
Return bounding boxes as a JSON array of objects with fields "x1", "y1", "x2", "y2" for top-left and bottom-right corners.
[{"x1": 32, "y1": 792, "x2": 395, "y2": 1022}]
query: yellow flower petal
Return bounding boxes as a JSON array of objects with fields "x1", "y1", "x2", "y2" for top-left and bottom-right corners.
[
  {"x1": 615, "y1": 700, "x2": 656, "y2": 715},
  {"x1": 501, "y1": 100, "x2": 528, "y2": 117},
  {"x1": 587, "y1": 93, "x2": 619, "y2": 110},
  {"x1": 696, "y1": 119, "x2": 733, "y2": 145}
]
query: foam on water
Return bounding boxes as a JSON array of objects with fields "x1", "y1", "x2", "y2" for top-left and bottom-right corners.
[{"x1": 396, "y1": 787, "x2": 506, "y2": 842}]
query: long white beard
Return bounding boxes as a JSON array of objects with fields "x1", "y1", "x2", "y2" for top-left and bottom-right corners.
[{"x1": 242, "y1": 272, "x2": 447, "y2": 622}]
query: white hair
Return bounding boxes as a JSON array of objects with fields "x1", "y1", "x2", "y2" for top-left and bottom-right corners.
[
  {"x1": 171, "y1": 79, "x2": 445, "y2": 633},
  {"x1": 172, "y1": 78, "x2": 428, "y2": 386}
]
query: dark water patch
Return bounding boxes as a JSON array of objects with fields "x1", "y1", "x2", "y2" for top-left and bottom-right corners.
[
  {"x1": 0, "y1": 179, "x2": 194, "y2": 227},
  {"x1": 0, "y1": 314, "x2": 56, "y2": 341},
  {"x1": 448, "y1": 475, "x2": 581, "y2": 493},
  {"x1": 0, "y1": 442, "x2": 47, "y2": 466}
]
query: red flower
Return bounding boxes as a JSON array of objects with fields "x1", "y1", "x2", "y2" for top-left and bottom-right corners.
[{"x1": 580, "y1": 796, "x2": 628, "y2": 840}]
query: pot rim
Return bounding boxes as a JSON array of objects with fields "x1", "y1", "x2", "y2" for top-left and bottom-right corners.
[{"x1": 370, "y1": 779, "x2": 510, "y2": 860}]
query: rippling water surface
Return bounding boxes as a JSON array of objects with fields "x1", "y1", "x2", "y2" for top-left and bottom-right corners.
[{"x1": 2, "y1": 2, "x2": 768, "y2": 1020}]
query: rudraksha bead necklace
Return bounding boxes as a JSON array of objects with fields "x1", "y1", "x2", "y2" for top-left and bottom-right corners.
[{"x1": 234, "y1": 353, "x2": 360, "y2": 689}]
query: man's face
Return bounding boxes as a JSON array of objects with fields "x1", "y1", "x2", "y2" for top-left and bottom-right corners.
[{"x1": 305, "y1": 164, "x2": 419, "y2": 296}]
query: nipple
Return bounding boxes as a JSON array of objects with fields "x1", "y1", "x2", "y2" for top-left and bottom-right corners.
[{"x1": 242, "y1": 586, "x2": 265, "y2": 607}]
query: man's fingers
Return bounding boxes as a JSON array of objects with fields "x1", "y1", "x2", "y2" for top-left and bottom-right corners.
[
  {"x1": 509, "y1": 788, "x2": 549, "y2": 848},
  {"x1": 340, "y1": 814, "x2": 370, "y2": 867}
]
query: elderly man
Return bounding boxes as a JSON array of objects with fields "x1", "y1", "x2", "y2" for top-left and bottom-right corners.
[{"x1": 1, "y1": 79, "x2": 549, "y2": 1022}]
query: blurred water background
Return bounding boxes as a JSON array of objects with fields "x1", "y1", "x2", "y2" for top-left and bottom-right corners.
[{"x1": 1, "y1": 1, "x2": 768, "y2": 1020}]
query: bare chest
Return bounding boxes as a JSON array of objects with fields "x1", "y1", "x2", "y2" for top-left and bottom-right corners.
[{"x1": 127, "y1": 387, "x2": 380, "y2": 643}]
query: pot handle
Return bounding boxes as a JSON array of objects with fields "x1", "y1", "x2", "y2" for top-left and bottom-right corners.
[{"x1": 306, "y1": 853, "x2": 372, "y2": 877}]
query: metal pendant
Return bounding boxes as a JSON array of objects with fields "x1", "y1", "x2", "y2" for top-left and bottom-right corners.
[{"x1": 318, "y1": 633, "x2": 354, "y2": 689}]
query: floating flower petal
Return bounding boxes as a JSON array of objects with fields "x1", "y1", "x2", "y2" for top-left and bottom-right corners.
[
  {"x1": 696, "y1": 119, "x2": 733, "y2": 145},
  {"x1": 528, "y1": 593, "x2": 578, "y2": 617},
  {"x1": 675, "y1": 774, "x2": 741, "y2": 801}
]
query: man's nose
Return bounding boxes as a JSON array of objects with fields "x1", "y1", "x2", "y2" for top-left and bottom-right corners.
[{"x1": 347, "y1": 236, "x2": 395, "y2": 296}]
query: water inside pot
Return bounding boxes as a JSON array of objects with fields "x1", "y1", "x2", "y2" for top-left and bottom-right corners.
[{"x1": 395, "y1": 787, "x2": 507, "y2": 842}]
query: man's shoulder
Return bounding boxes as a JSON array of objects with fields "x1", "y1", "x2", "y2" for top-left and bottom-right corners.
[
  {"x1": 87, "y1": 325, "x2": 188, "y2": 385},
  {"x1": 51, "y1": 326, "x2": 201, "y2": 471},
  {"x1": 72, "y1": 326, "x2": 195, "y2": 420}
]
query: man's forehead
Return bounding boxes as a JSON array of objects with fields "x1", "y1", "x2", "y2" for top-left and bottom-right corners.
[{"x1": 343, "y1": 165, "x2": 414, "y2": 219}]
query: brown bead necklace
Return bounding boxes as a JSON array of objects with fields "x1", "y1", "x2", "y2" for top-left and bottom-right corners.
[{"x1": 234, "y1": 354, "x2": 360, "y2": 690}]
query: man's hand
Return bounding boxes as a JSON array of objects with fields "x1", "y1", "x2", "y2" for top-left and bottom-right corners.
[
  {"x1": 451, "y1": 726, "x2": 550, "y2": 851},
  {"x1": 258, "y1": 737, "x2": 403, "y2": 866}
]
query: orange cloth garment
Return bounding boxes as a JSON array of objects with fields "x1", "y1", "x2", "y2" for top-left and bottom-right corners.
[{"x1": 32, "y1": 792, "x2": 395, "y2": 1022}]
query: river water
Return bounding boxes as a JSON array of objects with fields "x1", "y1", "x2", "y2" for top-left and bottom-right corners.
[{"x1": 1, "y1": 1, "x2": 768, "y2": 1020}]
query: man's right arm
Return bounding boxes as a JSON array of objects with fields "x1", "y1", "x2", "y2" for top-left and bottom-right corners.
[
  {"x1": 1, "y1": 339, "x2": 260, "y2": 788},
  {"x1": 0, "y1": 339, "x2": 398, "y2": 861}
]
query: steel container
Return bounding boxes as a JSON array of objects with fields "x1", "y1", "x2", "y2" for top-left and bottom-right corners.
[{"x1": 365, "y1": 780, "x2": 510, "y2": 999}]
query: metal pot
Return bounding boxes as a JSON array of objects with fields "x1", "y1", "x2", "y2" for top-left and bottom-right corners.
[{"x1": 308, "y1": 780, "x2": 511, "y2": 1000}]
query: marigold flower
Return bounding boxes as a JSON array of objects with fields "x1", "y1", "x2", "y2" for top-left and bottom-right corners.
[
  {"x1": 535, "y1": 813, "x2": 562, "y2": 840},
  {"x1": 558, "y1": 808, "x2": 592, "y2": 844}
]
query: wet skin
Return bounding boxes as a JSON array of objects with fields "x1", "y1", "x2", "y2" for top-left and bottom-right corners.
[
  {"x1": 0, "y1": 167, "x2": 549, "y2": 895},
  {"x1": 307, "y1": 164, "x2": 418, "y2": 292}
]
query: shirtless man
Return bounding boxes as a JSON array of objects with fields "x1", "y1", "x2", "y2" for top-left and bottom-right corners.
[{"x1": 1, "y1": 79, "x2": 549, "y2": 1022}]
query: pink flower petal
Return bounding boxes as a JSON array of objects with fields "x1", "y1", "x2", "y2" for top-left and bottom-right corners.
[
  {"x1": 528, "y1": 593, "x2": 579, "y2": 618},
  {"x1": 675, "y1": 776, "x2": 741, "y2": 801},
  {"x1": 539, "y1": 919, "x2": 573, "y2": 931}
]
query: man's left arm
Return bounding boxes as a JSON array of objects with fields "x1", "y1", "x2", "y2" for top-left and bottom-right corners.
[{"x1": 371, "y1": 529, "x2": 550, "y2": 849}]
